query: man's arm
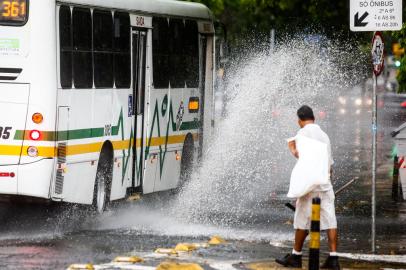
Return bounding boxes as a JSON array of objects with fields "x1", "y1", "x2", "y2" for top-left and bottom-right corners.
[{"x1": 288, "y1": 140, "x2": 299, "y2": 159}]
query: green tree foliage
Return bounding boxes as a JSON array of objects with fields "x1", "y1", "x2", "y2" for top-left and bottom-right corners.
[
  {"x1": 393, "y1": 23, "x2": 406, "y2": 92},
  {"x1": 185, "y1": 0, "x2": 405, "y2": 91},
  {"x1": 183, "y1": 0, "x2": 349, "y2": 41}
]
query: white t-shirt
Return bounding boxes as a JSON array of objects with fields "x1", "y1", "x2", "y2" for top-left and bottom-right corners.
[{"x1": 296, "y1": 123, "x2": 333, "y2": 192}]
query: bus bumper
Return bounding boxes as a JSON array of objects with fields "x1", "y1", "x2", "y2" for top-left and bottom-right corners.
[{"x1": 0, "y1": 159, "x2": 54, "y2": 200}]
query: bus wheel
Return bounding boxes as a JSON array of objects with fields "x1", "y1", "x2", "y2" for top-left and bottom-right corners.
[
  {"x1": 93, "y1": 145, "x2": 113, "y2": 213},
  {"x1": 178, "y1": 134, "x2": 195, "y2": 190}
]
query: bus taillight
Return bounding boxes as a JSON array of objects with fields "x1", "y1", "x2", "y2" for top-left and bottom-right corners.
[
  {"x1": 29, "y1": 130, "x2": 42, "y2": 141},
  {"x1": 0, "y1": 172, "x2": 15, "y2": 178}
]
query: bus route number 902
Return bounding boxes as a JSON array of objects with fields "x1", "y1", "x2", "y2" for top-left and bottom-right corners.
[{"x1": 0, "y1": 126, "x2": 12, "y2": 139}]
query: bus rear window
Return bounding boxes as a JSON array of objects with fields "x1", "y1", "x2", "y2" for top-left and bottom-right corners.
[{"x1": 0, "y1": 0, "x2": 28, "y2": 25}]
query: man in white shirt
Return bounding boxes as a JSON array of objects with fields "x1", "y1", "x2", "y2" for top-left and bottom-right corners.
[{"x1": 276, "y1": 105, "x2": 340, "y2": 270}]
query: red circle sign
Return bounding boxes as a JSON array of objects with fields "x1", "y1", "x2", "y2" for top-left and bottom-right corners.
[{"x1": 371, "y1": 32, "x2": 385, "y2": 76}]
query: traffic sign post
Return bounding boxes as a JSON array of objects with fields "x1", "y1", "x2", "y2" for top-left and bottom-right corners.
[
  {"x1": 370, "y1": 31, "x2": 385, "y2": 254},
  {"x1": 350, "y1": 0, "x2": 402, "y2": 32},
  {"x1": 350, "y1": 0, "x2": 402, "y2": 254}
]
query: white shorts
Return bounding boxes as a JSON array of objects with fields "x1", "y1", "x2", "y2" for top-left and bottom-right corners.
[{"x1": 293, "y1": 190, "x2": 337, "y2": 230}]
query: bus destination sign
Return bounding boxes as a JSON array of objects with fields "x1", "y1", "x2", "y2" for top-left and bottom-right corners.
[{"x1": 0, "y1": 0, "x2": 27, "y2": 24}]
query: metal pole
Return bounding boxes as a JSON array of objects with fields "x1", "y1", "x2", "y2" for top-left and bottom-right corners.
[{"x1": 371, "y1": 72, "x2": 377, "y2": 253}]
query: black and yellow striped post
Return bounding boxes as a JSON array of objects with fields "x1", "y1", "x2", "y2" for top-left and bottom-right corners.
[
  {"x1": 392, "y1": 155, "x2": 400, "y2": 201},
  {"x1": 309, "y1": 197, "x2": 321, "y2": 270}
]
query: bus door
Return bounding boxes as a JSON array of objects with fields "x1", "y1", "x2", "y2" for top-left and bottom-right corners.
[
  {"x1": 198, "y1": 36, "x2": 207, "y2": 159},
  {"x1": 198, "y1": 34, "x2": 214, "y2": 158},
  {"x1": 131, "y1": 29, "x2": 147, "y2": 190}
]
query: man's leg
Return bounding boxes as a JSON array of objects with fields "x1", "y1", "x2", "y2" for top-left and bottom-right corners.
[
  {"x1": 321, "y1": 228, "x2": 340, "y2": 269},
  {"x1": 276, "y1": 195, "x2": 310, "y2": 268},
  {"x1": 275, "y1": 230, "x2": 305, "y2": 268},
  {"x1": 327, "y1": 228, "x2": 338, "y2": 252},
  {"x1": 294, "y1": 229, "x2": 308, "y2": 252},
  {"x1": 321, "y1": 190, "x2": 340, "y2": 269}
]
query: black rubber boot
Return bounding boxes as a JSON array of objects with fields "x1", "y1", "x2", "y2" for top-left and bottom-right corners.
[
  {"x1": 321, "y1": 256, "x2": 340, "y2": 270},
  {"x1": 275, "y1": 253, "x2": 302, "y2": 268}
]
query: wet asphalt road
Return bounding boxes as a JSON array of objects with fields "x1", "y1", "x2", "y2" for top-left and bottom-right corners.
[{"x1": 0, "y1": 91, "x2": 406, "y2": 270}]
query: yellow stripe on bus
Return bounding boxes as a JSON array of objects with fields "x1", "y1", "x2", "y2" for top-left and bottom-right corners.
[
  {"x1": 148, "y1": 134, "x2": 191, "y2": 146},
  {"x1": 112, "y1": 140, "x2": 133, "y2": 150},
  {"x1": 0, "y1": 145, "x2": 22, "y2": 156},
  {"x1": 66, "y1": 142, "x2": 103, "y2": 156},
  {"x1": 0, "y1": 134, "x2": 197, "y2": 158},
  {"x1": 0, "y1": 145, "x2": 56, "y2": 157},
  {"x1": 23, "y1": 146, "x2": 56, "y2": 157}
]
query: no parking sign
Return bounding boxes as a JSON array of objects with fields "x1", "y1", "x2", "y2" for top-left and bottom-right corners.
[{"x1": 371, "y1": 32, "x2": 384, "y2": 76}]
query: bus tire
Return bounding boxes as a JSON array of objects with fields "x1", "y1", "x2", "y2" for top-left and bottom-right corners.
[
  {"x1": 178, "y1": 134, "x2": 195, "y2": 190},
  {"x1": 92, "y1": 143, "x2": 113, "y2": 213}
]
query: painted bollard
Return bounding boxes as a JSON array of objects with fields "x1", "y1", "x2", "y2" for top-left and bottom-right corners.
[
  {"x1": 392, "y1": 155, "x2": 400, "y2": 201},
  {"x1": 309, "y1": 197, "x2": 321, "y2": 270}
]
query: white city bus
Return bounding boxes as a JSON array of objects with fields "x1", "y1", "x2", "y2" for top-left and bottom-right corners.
[{"x1": 0, "y1": 0, "x2": 215, "y2": 212}]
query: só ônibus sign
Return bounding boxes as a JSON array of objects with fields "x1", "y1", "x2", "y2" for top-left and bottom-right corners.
[{"x1": 350, "y1": 0, "x2": 402, "y2": 32}]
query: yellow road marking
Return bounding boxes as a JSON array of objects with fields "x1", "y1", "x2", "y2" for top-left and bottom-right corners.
[
  {"x1": 154, "y1": 248, "x2": 178, "y2": 255},
  {"x1": 113, "y1": 256, "x2": 144, "y2": 263},
  {"x1": 208, "y1": 236, "x2": 226, "y2": 245},
  {"x1": 156, "y1": 262, "x2": 204, "y2": 270},
  {"x1": 174, "y1": 243, "x2": 198, "y2": 252},
  {"x1": 67, "y1": 264, "x2": 94, "y2": 270}
]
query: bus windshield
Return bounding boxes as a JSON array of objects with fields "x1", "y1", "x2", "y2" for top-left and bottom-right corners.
[{"x1": 0, "y1": 0, "x2": 28, "y2": 25}]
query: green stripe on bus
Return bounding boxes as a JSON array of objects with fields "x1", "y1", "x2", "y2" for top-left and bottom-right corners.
[
  {"x1": 180, "y1": 120, "x2": 200, "y2": 130},
  {"x1": 13, "y1": 130, "x2": 25, "y2": 140},
  {"x1": 14, "y1": 120, "x2": 198, "y2": 141},
  {"x1": 14, "y1": 127, "x2": 107, "y2": 141},
  {"x1": 56, "y1": 128, "x2": 106, "y2": 141},
  {"x1": 13, "y1": 107, "x2": 199, "y2": 142}
]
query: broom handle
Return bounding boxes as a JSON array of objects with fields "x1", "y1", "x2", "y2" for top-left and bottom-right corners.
[{"x1": 285, "y1": 177, "x2": 358, "y2": 212}]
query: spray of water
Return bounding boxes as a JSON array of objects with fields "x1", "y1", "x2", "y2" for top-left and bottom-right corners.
[
  {"x1": 94, "y1": 36, "x2": 368, "y2": 242},
  {"x1": 171, "y1": 36, "x2": 367, "y2": 227}
]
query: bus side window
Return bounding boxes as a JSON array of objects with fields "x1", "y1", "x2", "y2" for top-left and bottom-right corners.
[
  {"x1": 59, "y1": 6, "x2": 72, "y2": 89},
  {"x1": 168, "y1": 19, "x2": 184, "y2": 88},
  {"x1": 114, "y1": 12, "x2": 131, "y2": 89},
  {"x1": 93, "y1": 10, "x2": 114, "y2": 88},
  {"x1": 184, "y1": 20, "x2": 199, "y2": 88},
  {"x1": 152, "y1": 18, "x2": 199, "y2": 89},
  {"x1": 72, "y1": 7, "x2": 93, "y2": 89},
  {"x1": 152, "y1": 17, "x2": 170, "y2": 89}
]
